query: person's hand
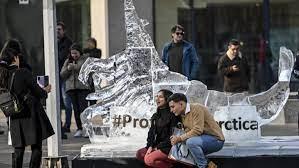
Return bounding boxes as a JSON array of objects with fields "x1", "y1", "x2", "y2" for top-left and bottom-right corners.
[
  {"x1": 43, "y1": 84, "x2": 51, "y2": 93},
  {"x1": 67, "y1": 63, "x2": 75, "y2": 70},
  {"x1": 146, "y1": 147, "x2": 153, "y2": 155},
  {"x1": 232, "y1": 65, "x2": 239, "y2": 72},
  {"x1": 170, "y1": 135, "x2": 181, "y2": 145}
]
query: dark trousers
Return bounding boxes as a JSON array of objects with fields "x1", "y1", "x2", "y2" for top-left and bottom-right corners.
[
  {"x1": 67, "y1": 89, "x2": 89, "y2": 130},
  {"x1": 12, "y1": 142, "x2": 42, "y2": 168}
]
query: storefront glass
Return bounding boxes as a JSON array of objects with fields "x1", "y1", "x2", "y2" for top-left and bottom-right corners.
[
  {"x1": 56, "y1": 0, "x2": 91, "y2": 47},
  {"x1": 0, "y1": 0, "x2": 90, "y2": 76},
  {"x1": 155, "y1": 0, "x2": 299, "y2": 92},
  {"x1": 155, "y1": 0, "x2": 299, "y2": 136}
]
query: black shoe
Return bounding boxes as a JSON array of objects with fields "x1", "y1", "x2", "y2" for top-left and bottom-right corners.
[
  {"x1": 61, "y1": 133, "x2": 68, "y2": 139},
  {"x1": 62, "y1": 126, "x2": 70, "y2": 133},
  {"x1": 0, "y1": 130, "x2": 4, "y2": 135}
]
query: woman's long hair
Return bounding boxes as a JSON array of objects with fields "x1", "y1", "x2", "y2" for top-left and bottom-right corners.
[
  {"x1": 0, "y1": 39, "x2": 31, "y2": 71},
  {"x1": 159, "y1": 89, "x2": 173, "y2": 108},
  {"x1": 0, "y1": 48, "x2": 18, "y2": 88}
]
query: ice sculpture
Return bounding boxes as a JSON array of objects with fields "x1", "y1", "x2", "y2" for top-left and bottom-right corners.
[{"x1": 78, "y1": 0, "x2": 294, "y2": 145}]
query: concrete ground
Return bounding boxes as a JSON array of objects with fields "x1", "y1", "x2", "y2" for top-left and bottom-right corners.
[
  {"x1": 0, "y1": 111, "x2": 298, "y2": 167},
  {"x1": 0, "y1": 110, "x2": 90, "y2": 168}
]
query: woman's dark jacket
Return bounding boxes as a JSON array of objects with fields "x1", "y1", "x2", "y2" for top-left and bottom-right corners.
[
  {"x1": 146, "y1": 107, "x2": 179, "y2": 154},
  {"x1": 8, "y1": 65, "x2": 54, "y2": 147},
  {"x1": 83, "y1": 48, "x2": 102, "y2": 58}
]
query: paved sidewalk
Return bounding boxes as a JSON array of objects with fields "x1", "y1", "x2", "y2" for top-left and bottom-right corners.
[{"x1": 0, "y1": 110, "x2": 89, "y2": 168}]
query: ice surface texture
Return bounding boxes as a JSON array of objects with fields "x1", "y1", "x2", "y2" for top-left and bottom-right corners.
[{"x1": 78, "y1": 0, "x2": 294, "y2": 143}]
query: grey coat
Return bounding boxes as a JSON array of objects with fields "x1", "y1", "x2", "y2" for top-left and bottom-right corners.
[{"x1": 60, "y1": 55, "x2": 89, "y2": 92}]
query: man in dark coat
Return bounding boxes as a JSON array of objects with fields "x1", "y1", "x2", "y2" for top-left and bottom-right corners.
[
  {"x1": 217, "y1": 39, "x2": 250, "y2": 93},
  {"x1": 57, "y1": 21, "x2": 72, "y2": 137}
]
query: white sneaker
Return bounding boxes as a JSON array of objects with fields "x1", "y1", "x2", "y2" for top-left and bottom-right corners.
[
  {"x1": 83, "y1": 132, "x2": 89, "y2": 138},
  {"x1": 82, "y1": 128, "x2": 89, "y2": 138},
  {"x1": 74, "y1": 130, "x2": 83, "y2": 138}
]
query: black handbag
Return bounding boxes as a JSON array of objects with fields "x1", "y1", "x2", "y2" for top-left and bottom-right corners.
[
  {"x1": 0, "y1": 72, "x2": 30, "y2": 117},
  {"x1": 0, "y1": 72, "x2": 25, "y2": 117}
]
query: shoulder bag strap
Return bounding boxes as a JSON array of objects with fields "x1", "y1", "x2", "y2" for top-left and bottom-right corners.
[{"x1": 9, "y1": 72, "x2": 16, "y2": 92}]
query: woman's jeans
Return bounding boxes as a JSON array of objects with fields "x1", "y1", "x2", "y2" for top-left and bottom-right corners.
[
  {"x1": 186, "y1": 134, "x2": 224, "y2": 168},
  {"x1": 60, "y1": 81, "x2": 72, "y2": 128}
]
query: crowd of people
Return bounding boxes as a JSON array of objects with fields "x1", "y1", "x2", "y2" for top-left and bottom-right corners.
[
  {"x1": 0, "y1": 22, "x2": 253, "y2": 168},
  {"x1": 57, "y1": 22, "x2": 102, "y2": 139},
  {"x1": 138, "y1": 24, "x2": 253, "y2": 168},
  {"x1": 0, "y1": 21, "x2": 102, "y2": 167}
]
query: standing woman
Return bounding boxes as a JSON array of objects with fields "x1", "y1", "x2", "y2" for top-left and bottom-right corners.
[
  {"x1": 0, "y1": 48, "x2": 54, "y2": 168},
  {"x1": 60, "y1": 43, "x2": 90, "y2": 137},
  {"x1": 136, "y1": 89, "x2": 178, "y2": 168},
  {"x1": 83, "y1": 37, "x2": 102, "y2": 58}
]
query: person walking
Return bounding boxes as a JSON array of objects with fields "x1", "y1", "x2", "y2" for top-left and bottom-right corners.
[
  {"x1": 168, "y1": 93, "x2": 224, "y2": 168},
  {"x1": 0, "y1": 48, "x2": 54, "y2": 168},
  {"x1": 162, "y1": 24, "x2": 200, "y2": 80}
]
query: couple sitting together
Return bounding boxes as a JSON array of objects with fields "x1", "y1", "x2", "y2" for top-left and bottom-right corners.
[{"x1": 136, "y1": 90, "x2": 225, "y2": 168}]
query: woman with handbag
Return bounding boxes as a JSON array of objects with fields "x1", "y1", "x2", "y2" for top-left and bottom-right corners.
[
  {"x1": 0, "y1": 48, "x2": 54, "y2": 168},
  {"x1": 136, "y1": 89, "x2": 179, "y2": 168}
]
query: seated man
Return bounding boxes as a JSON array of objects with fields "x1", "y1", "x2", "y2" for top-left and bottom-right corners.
[{"x1": 168, "y1": 93, "x2": 225, "y2": 168}]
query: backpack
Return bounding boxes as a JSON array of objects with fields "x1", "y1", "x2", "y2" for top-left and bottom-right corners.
[{"x1": 0, "y1": 72, "x2": 24, "y2": 117}]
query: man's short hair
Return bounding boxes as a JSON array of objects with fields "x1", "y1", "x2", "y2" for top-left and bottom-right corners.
[
  {"x1": 167, "y1": 93, "x2": 187, "y2": 103},
  {"x1": 229, "y1": 39, "x2": 240, "y2": 46},
  {"x1": 57, "y1": 21, "x2": 66, "y2": 30},
  {"x1": 171, "y1": 24, "x2": 184, "y2": 33},
  {"x1": 87, "y1": 37, "x2": 97, "y2": 48}
]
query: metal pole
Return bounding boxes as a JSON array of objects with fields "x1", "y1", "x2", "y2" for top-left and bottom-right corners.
[
  {"x1": 189, "y1": 0, "x2": 196, "y2": 45},
  {"x1": 43, "y1": 0, "x2": 61, "y2": 157},
  {"x1": 263, "y1": 0, "x2": 270, "y2": 43}
]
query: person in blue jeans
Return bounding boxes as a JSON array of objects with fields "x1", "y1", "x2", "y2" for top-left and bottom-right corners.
[
  {"x1": 57, "y1": 21, "x2": 73, "y2": 134},
  {"x1": 60, "y1": 81, "x2": 72, "y2": 132},
  {"x1": 168, "y1": 93, "x2": 225, "y2": 168}
]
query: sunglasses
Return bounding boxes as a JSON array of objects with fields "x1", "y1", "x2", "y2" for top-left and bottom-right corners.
[{"x1": 175, "y1": 32, "x2": 184, "y2": 36}]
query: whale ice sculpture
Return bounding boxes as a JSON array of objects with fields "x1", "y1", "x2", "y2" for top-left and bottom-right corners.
[{"x1": 78, "y1": 0, "x2": 294, "y2": 143}]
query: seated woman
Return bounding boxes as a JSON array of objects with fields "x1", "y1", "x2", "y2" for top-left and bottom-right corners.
[{"x1": 136, "y1": 89, "x2": 178, "y2": 168}]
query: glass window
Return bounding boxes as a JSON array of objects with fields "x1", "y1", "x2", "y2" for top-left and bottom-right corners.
[
  {"x1": 155, "y1": 0, "x2": 299, "y2": 137},
  {"x1": 56, "y1": 0, "x2": 91, "y2": 46},
  {"x1": 155, "y1": 0, "x2": 299, "y2": 92}
]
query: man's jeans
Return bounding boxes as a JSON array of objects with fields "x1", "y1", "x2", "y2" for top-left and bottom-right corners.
[
  {"x1": 186, "y1": 134, "x2": 224, "y2": 168},
  {"x1": 61, "y1": 82, "x2": 72, "y2": 128}
]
